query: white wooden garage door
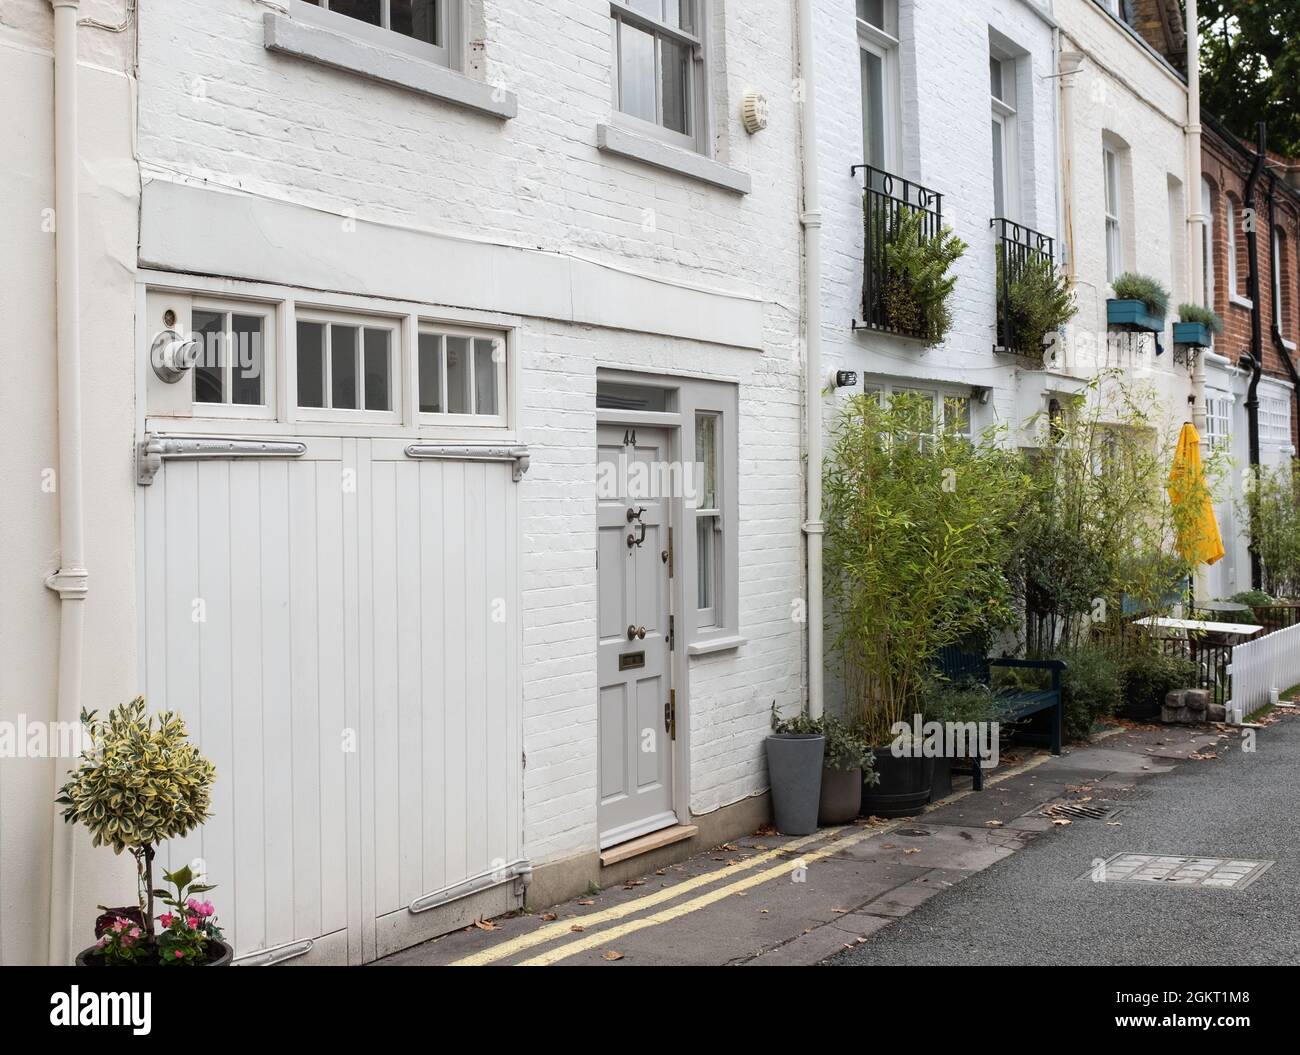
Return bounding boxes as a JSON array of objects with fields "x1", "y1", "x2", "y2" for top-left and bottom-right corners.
[{"x1": 138, "y1": 434, "x2": 523, "y2": 964}]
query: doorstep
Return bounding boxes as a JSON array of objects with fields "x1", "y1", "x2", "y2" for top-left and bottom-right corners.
[{"x1": 599, "y1": 825, "x2": 698, "y2": 867}]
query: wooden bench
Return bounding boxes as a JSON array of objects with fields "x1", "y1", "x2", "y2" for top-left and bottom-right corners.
[{"x1": 934, "y1": 648, "x2": 1066, "y2": 791}]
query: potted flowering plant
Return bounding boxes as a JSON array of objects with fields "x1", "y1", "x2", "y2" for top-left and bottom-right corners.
[{"x1": 58, "y1": 697, "x2": 232, "y2": 966}]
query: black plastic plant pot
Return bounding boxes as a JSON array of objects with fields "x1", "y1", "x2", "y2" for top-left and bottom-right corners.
[
  {"x1": 74, "y1": 937, "x2": 234, "y2": 967},
  {"x1": 765, "y1": 734, "x2": 825, "y2": 835},
  {"x1": 861, "y1": 749, "x2": 934, "y2": 818},
  {"x1": 818, "y1": 765, "x2": 863, "y2": 826}
]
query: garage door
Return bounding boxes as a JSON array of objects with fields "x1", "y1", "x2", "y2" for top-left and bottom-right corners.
[{"x1": 138, "y1": 432, "x2": 525, "y2": 964}]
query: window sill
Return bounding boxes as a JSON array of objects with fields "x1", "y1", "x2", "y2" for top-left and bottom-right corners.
[
  {"x1": 263, "y1": 13, "x2": 517, "y2": 120},
  {"x1": 596, "y1": 124, "x2": 751, "y2": 195},
  {"x1": 687, "y1": 634, "x2": 746, "y2": 657},
  {"x1": 1281, "y1": 337, "x2": 1297, "y2": 353},
  {"x1": 1230, "y1": 293, "x2": 1254, "y2": 311}
]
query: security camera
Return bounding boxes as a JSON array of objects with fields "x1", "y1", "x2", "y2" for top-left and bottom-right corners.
[{"x1": 151, "y1": 329, "x2": 202, "y2": 383}]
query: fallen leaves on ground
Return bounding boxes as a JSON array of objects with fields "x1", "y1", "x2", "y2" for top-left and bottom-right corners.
[
  {"x1": 623, "y1": 879, "x2": 645, "y2": 889},
  {"x1": 473, "y1": 919, "x2": 499, "y2": 932},
  {"x1": 602, "y1": 950, "x2": 624, "y2": 961},
  {"x1": 1189, "y1": 751, "x2": 1219, "y2": 761},
  {"x1": 755, "y1": 824, "x2": 778, "y2": 837},
  {"x1": 1051, "y1": 818, "x2": 1072, "y2": 826},
  {"x1": 577, "y1": 899, "x2": 595, "y2": 906},
  {"x1": 570, "y1": 924, "x2": 585, "y2": 933},
  {"x1": 985, "y1": 820, "x2": 1004, "y2": 828},
  {"x1": 904, "y1": 848, "x2": 921, "y2": 855},
  {"x1": 540, "y1": 912, "x2": 558, "y2": 922}
]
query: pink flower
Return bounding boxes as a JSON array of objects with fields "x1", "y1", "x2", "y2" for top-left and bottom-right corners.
[
  {"x1": 159, "y1": 913, "x2": 174, "y2": 928},
  {"x1": 174, "y1": 950, "x2": 184, "y2": 959},
  {"x1": 187, "y1": 898, "x2": 201, "y2": 912},
  {"x1": 199, "y1": 901, "x2": 215, "y2": 917},
  {"x1": 129, "y1": 927, "x2": 141, "y2": 938},
  {"x1": 111, "y1": 920, "x2": 125, "y2": 933},
  {"x1": 187, "y1": 916, "x2": 199, "y2": 929},
  {"x1": 96, "y1": 936, "x2": 108, "y2": 948}
]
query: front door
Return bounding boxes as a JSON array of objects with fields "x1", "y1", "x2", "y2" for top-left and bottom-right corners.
[{"x1": 596, "y1": 424, "x2": 675, "y2": 849}]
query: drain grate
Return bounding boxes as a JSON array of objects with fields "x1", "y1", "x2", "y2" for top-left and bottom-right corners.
[
  {"x1": 1079, "y1": 853, "x2": 1275, "y2": 890},
  {"x1": 1045, "y1": 802, "x2": 1120, "y2": 821}
]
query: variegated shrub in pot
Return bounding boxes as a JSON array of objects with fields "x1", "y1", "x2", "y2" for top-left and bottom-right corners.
[{"x1": 58, "y1": 697, "x2": 232, "y2": 966}]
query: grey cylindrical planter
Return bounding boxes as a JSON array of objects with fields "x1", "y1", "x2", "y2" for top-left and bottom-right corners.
[
  {"x1": 818, "y1": 765, "x2": 863, "y2": 826},
  {"x1": 765, "y1": 734, "x2": 825, "y2": 835}
]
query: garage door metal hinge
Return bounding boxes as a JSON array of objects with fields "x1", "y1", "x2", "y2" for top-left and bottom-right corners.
[{"x1": 664, "y1": 689, "x2": 676, "y2": 741}]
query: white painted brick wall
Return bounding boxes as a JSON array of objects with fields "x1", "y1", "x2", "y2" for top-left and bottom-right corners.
[
  {"x1": 815, "y1": 0, "x2": 1059, "y2": 437},
  {"x1": 134, "y1": 0, "x2": 807, "y2": 866}
]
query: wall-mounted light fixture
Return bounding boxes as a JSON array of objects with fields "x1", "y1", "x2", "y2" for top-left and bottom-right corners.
[{"x1": 832, "y1": 370, "x2": 858, "y2": 389}]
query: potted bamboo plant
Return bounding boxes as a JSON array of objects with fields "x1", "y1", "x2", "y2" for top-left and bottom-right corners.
[
  {"x1": 57, "y1": 697, "x2": 232, "y2": 966},
  {"x1": 823, "y1": 393, "x2": 1029, "y2": 817}
]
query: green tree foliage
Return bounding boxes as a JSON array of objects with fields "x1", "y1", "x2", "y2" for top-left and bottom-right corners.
[
  {"x1": 1200, "y1": 0, "x2": 1300, "y2": 156},
  {"x1": 1241, "y1": 461, "x2": 1300, "y2": 597},
  {"x1": 875, "y1": 205, "x2": 967, "y2": 346},
  {"x1": 997, "y1": 248, "x2": 1078, "y2": 359}
]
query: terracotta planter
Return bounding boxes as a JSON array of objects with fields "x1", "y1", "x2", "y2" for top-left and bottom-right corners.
[{"x1": 818, "y1": 765, "x2": 863, "y2": 826}]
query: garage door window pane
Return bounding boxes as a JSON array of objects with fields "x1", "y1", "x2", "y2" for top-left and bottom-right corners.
[
  {"x1": 363, "y1": 328, "x2": 391, "y2": 411},
  {"x1": 193, "y1": 310, "x2": 225, "y2": 404},
  {"x1": 331, "y1": 325, "x2": 359, "y2": 409},
  {"x1": 474, "y1": 338, "x2": 498, "y2": 415},
  {"x1": 231, "y1": 314, "x2": 264, "y2": 406},
  {"x1": 297, "y1": 321, "x2": 326, "y2": 408},
  {"x1": 446, "y1": 336, "x2": 471, "y2": 414},
  {"x1": 418, "y1": 332, "x2": 443, "y2": 413}
]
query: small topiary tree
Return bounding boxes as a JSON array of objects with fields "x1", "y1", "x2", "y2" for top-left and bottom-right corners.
[
  {"x1": 997, "y1": 248, "x2": 1077, "y2": 358},
  {"x1": 877, "y1": 205, "x2": 967, "y2": 345},
  {"x1": 57, "y1": 697, "x2": 216, "y2": 940}
]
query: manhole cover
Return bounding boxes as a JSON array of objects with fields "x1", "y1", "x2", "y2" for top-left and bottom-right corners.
[
  {"x1": 1046, "y1": 802, "x2": 1120, "y2": 821},
  {"x1": 1079, "y1": 853, "x2": 1274, "y2": 890}
]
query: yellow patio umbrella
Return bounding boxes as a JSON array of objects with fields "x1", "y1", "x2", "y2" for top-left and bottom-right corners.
[{"x1": 1167, "y1": 422, "x2": 1224, "y2": 566}]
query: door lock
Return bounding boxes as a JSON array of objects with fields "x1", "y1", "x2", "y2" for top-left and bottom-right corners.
[{"x1": 627, "y1": 625, "x2": 646, "y2": 641}]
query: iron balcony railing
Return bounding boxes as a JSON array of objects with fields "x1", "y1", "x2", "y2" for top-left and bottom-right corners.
[
  {"x1": 852, "y1": 164, "x2": 943, "y2": 339},
  {"x1": 992, "y1": 217, "x2": 1055, "y2": 356}
]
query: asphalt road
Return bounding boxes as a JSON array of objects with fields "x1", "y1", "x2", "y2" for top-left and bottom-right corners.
[{"x1": 831, "y1": 713, "x2": 1300, "y2": 966}]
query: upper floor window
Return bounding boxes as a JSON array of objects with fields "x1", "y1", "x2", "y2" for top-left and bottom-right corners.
[
  {"x1": 1103, "y1": 146, "x2": 1123, "y2": 283},
  {"x1": 295, "y1": 0, "x2": 459, "y2": 68},
  {"x1": 1202, "y1": 176, "x2": 1217, "y2": 310},
  {"x1": 1227, "y1": 196, "x2": 1252, "y2": 307},
  {"x1": 990, "y1": 52, "x2": 1019, "y2": 219},
  {"x1": 610, "y1": 1, "x2": 706, "y2": 152},
  {"x1": 858, "y1": 0, "x2": 900, "y2": 175},
  {"x1": 1272, "y1": 227, "x2": 1290, "y2": 334}
]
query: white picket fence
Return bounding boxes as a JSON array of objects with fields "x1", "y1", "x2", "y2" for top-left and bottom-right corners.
[{"x1": 1227, "y1": 623, "x2": 1300, "y2": 723}]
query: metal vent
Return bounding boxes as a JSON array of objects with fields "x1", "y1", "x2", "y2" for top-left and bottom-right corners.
[{"x1": 1045, "y1": 802, "x2": 1119, "y2": 821}]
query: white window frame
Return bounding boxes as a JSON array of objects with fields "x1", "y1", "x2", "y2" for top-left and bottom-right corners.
[
  {"x1": 1205, "y1": 395, "x2": 1232, "y2": 451},
  {"x1": 1104, "y1": 147, "x2": 1123, "y2": 284},
  {"x1": 857, "y1": 1, "x2": 901, "y2": 176},
  {"x1": 292, "y1": 0, "x2": 460, "y2": 68},
  {"x1": 1260, "y1": 393, "x2": 1291, "y2": 448},
  {"x1": 292, "y1": 308, "x2": 403, "y2": 425},
  {"x1": 1202, "y1": 176, "x2": 1216, "y2": 311},
  {"x1": 180, "y1": 295, "x2": 279, "y2": 423},
  {"x1": 990, "y1": 54, "x2": 1019, "y2": 221},
  {"x1": 693, "y1": 410, "x2": 722, "y2": 631},
  {"x1": 1272, "y1": 226, "x2": 1286, "y2": 333},
  {"x1": 1227, "y1": 198, "x2": 1253, "y2": 308},
  {"x1": 682, "y1": 379, "x2": 739, "y2": 652},
  {"x1": 610, "y1": 1, "x2": 709, "y2": 155},
  {"x1": 415, "y1": 322, "x2": 509, "y2": 428}
]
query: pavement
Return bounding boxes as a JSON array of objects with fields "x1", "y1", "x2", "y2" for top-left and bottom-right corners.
[{"x1": 375, "y1": 711, "x2": 1296, "y2": 967}]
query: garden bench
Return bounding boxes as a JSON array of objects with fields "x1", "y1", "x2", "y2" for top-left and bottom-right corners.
[{"x1": 934, "y1": 648, "x2": 1066, "y2": 791}]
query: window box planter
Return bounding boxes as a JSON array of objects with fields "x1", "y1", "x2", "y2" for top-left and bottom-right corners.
[
  {"x1": 1172, "y1": 321, "x2": 1214, "y2": 348},
  {"x1": 1107, "y1": 298, "x2": 1165, "y2": 334}
]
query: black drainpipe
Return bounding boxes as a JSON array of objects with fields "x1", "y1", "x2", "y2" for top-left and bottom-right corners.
[
  {"x1": 1244, "y1": 123, "x2": 1266, "y2": 589},
  {"x1": 1267, "y1": 171, "x2": 1300, "y2": 459}
]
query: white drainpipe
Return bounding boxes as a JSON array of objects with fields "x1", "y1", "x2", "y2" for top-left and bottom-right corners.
[
  {"x1": 46, "y1": 0, "x2": 88, "y2": 966},
  {"x1": 1186, "y1": 0, "x2": 1207, "y2": 435},
  {"x1": 797, "y1": 0, "x2": 823, "y2": 719}
]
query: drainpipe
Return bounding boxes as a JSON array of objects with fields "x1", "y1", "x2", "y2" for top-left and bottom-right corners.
[
  {"x1": 796, "y1": 0, "x2": 823, "y2": 719},
  {"x1": 1057, "y1": 50, "x2": 1085, "y2": 287},
  {"x1": 1266, "y1": 173, "x2": 1300, "y2": 458},
  {"x1": 1186, "y1": 0, "x2": 1207, "y2": 436},
  {"x1": 1244, "y1": 124, "x2": 1266, "y2": 589},
  {"x1": 45, "y1": 0, "x2": 88, "y2": 966}
]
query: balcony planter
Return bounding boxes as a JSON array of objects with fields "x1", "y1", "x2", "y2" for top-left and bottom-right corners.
[
  {"x1": 1172, "y1": 321, "x2": 1213, "y2": 348},
  {"x1": 1107, "y1": 298, "x2": 1165, "y2": 334},
  {"x1": 765, "y1": 733, "x2": 825, "y2": 835}
]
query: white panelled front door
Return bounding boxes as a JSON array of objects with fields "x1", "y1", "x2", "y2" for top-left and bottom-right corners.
[
  {"x1": 139, "y1": 433, "x2": 522, "y2": 964},
  {"x1": 596, "y1": 424, "x2": 676, "y2": 849}
]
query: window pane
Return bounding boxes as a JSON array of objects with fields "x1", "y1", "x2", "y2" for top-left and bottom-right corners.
[
  {"x1": 944, "y1": 396, "x2": 971, "y2": 438},
  {"x1": 192, "y1": 310, "x2": 225, "y2": 404},
  {"x1": 297, "y1": 321, "x2": 326, "y2": 408},
  {"x1": 665, "y1": 0, "x2": 693, "y2": 32},
  {"x1": 695, "y1": 413, "x2": 718, "y2": 509},
  {"x1": 474, "y1": 338, "x2": 499, "y2": 415},
  {"x1": 230, "y1": 314, "x2": 264, "y2": 406},
  {"x1": 857, "y1": 0, "x2": 885, "y2": 29},
  {"x1": 990, "y1": 57, "x2": 1002, "y2": 99},
  {"x1": 618, "y1": 21, "x2": 656, "y2": 124},
  {"x1": 624, "y1": 1, "x2": 661, "y2": 19},
  {"x1": 418, "y1": 333, "x2": 443, "y2": 413},
  {"x1": 446, "y1": 335, "x2": 471, "y2": 414},
  {"x1": 860, "y1": 48, "x2": 884, "y2": 169},
  {"x1": 331, "y1": 325, "x2": 359, "y2": 409},
  {"x1": 696, "y1": 515, "x2": 716, "y2": 612},
  {"x1": 390, "y1": 0, "x2": 438, "y2": 44},
  {"x1": 991, "y1": 119, "x2": 1005, "y2": 217},
  {"x1": 363, "y1": 328, "x2": 390, "y2": 411},
  {"x1": 661, "y1": 37, "x2": 690, "y2": 134},
  {"x1": 329, "y1": 0, "x2": 381, "y2": 27}
]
